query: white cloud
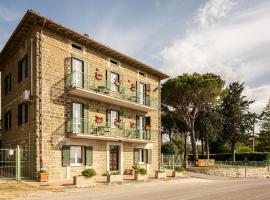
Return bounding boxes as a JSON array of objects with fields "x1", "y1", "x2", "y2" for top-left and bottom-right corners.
[{"x1": 159, "y1": 0, "x2": 270, "y2": 113}]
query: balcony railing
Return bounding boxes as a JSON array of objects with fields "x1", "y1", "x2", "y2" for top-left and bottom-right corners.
[
  {"x1": 65, "y1": 71, "x2": 159, "y2": 110},
  {"x1": 67, "y1": 118, "x2": 158, "y2": 142}
]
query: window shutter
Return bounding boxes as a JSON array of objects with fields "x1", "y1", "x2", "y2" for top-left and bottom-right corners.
[
  {"x1": 106, "y1": 70, "x2": 111, "y2": 90},
  {"x1": 8, "y1": 73, "x2": 12, "y2": 92},
  {"x1": 145, "y1": 84, "x2": 150, "y2": 106},
  {"x1": 24, "y1": 55, "x2": 28, "y2": 78},
  {"x1": 147, "y1": 149, "x2": 152, "y2": 164},
  {"x1": 18, "y1": 104, "x2": 22, "y2": 125},
  {"x1": 4, "y1": 113, "x2": 8, "y2": 130},
  {"x1": 4, "y1": 76, "x2": 8, "y2": 94},
  {"x1": 18, "y1": 61, "x2": 22, "y2": 82},
  {"x1": 134, "y1": 148, "x2": 139, "y2": 164},
  {"x1": 9, "y1": 111, "x2": 12, "y2": 129},
  {"x1": 83, "y1": 104, "x2": 89, "y2": 133},
  {"x1": 136, "y1": 115, "x2": 140, "y2": 129},
  {"x1": 25, "y1": 103, "x2": 28, "y2": 123},
  {"x1": 136, "y1": 81, "x2": 140, "y2": 102},
  {"x1": 85, "y1": 146, "x2": 93, "y2": 166},
  {"x1": 118, "y1": 111, "x2": 124, "y2": 129},
  {"x1": 62, "y1": 145, "x2": 70, "y2": 167},
  {"x1": 119, "y1": 74, "x2": 123, "y2": 93},
  {"x1": 83, "y1": 61, "x2": 88, "y2": 89},
  {"x1": 106, "y1": 109, "x2": 111, "y2": 127}
]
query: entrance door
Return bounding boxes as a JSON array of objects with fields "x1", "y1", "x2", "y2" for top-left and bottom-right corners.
[
  {"x1": 109, "y1": 145, "x2": 120, "y2": 171},
  {"x1": 72, "y1": 58, "x2": 84, "y2": 87}
]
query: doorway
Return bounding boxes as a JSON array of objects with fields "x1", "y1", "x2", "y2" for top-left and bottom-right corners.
[{"x1": 109, "y1": 145, "x2": 120, "y2": 171}]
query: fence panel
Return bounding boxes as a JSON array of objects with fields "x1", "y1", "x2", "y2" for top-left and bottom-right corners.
[
  {"x1": 161, "y1": 154, "x2": 183, "y2": 170},
  {"x1": 0, "y1": 148, "x2": 16, "y2": 179}
]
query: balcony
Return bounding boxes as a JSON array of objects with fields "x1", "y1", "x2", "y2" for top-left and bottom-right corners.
[
  {"x1": 65, "y1": 71, "x2": 159, "y2": 112},
  {"x1": 67, "y1": 118, "x2": 158, "y2": 143}
]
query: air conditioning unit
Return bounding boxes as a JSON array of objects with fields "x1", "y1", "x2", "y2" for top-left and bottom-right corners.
[{"x1": 22, "y1": 90, "x2": 31, "y2": 101}]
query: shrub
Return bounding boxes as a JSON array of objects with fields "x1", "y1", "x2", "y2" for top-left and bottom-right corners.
[
  {"x1": 40, "y1": 168, "x2": 48, "y2": 173},
  {"x1": 135, "y1": 168, "x2": 147, "y2": 175},
  {"x1": 109, "y1": 171, "x2": 120, "y2": 175},
  {"x1": 161, "y1": 142, "x2": 178, "y2": 155},
  {"x1": 174, "y1": 166, "x2": 184, "y2": 172},
  {"x1": 81, "y1": 168, "x2": 96, "y2": 177}
]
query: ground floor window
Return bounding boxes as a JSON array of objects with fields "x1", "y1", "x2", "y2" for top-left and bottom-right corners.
[
  {"x1": 70, "y1": 146, "x2": 83, "y2": 166},
  {"x1": 134, "y1": 148, "x2": 152, "y2": 164}
]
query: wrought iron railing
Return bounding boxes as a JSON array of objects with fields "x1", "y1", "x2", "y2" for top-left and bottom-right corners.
[
  {"x1": 65, "y1": 70, "x2": 159, "y2": 109},
  {"x1": 67, "y1": 118, "x2": 158, "y2": 141}
]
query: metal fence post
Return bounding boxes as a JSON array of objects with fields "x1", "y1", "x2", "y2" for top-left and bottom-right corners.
[
  {"x1": 161, "y1": 153, "x2": 163, "y2": 170},
  {"x1": 16, "y1": 145, "x2": 21, "y2": 181}
]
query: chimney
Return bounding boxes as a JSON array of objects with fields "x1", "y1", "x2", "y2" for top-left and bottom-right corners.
[{"x1": 83, "y1": 33, "x2": 89, "y2": 38}]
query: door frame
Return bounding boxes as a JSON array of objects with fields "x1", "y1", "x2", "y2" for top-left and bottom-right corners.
[{"x1": 106, "y1": 142, "x2": 123, "y2": 174}]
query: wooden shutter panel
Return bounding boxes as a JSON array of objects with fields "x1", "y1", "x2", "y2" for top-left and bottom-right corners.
[
  {"x1": 106, "y1": 109, "x2": 110, "y2": 127},
  {"x1": 83, "y1": 61, "x2": 88, "y2": 89},
  {"x1": 4, "y1": 76, "x2": 8, "y2": 94},
  {"x1": 18, "y1": 104, "x2": 22, "y2": 125},
  {"x1": 9, "y1": 111, "x2": 12, "y2": 129},
  {"x1": 145, "y1": 84, "x2": 150, "y2": 106},
  {"x1": 8, "y1": 73, "x2": 11, "y2": 92},
  {"x1": 106, "y1": 70, "x2": 111, "y2": 90},
  {"x1": 118, "y1": 111, "x2": 124, "y2": 129},
  {"x1": 18, "y1": 60, "x2": 22, "y2": 82},
  {"x1": 85, "y1": 146, "x2": 93, "y2": 166},
  {"x1": 4, "y1": 113, "x2": 8, "y2": 130},
  {"x1": 136, "y1": 81, "x2": 140, "y2": 102},
  {"x1": 25, "y1": 103, "x2": 28, "y2": 123},
  {"x1": 134, "y1": 148, "x2": 139, "y2": 164},
  {"x1": 83, "y1": 104, "x2": 89, "y2": 133},
  {"x1": 119, "y1": 74, "x2": 123, "y2": 93},
  {"x1": 147, "y1": 149, "x2": 152, "y2": 164},
  {"x1": 24, "y1": 55, "x2": 28, "y2": 78},
  {"x1": 62, "y1": 145, "x2": 70, "y2": 167}
]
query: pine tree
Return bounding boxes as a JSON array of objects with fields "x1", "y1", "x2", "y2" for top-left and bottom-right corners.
[{"x1": 258, "y1": 99, "x2": 270, "y2": 151}]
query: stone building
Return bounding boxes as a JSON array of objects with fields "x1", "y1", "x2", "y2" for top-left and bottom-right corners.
[{"x1": 0, "y1": 10, "x2": 168, "y2": 180}]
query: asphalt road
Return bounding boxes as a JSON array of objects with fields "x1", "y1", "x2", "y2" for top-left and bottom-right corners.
[{"x1": 21, "y1": 177, "x2": 270, "y2": 200}]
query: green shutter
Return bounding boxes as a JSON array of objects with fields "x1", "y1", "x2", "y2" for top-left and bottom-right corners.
[
  {"x1": 119, "y1": 74, "x2": 123, "y2": 93},
  {"x1": 136, "y1": 81, "x2": 140, "y2": 102},
  {"x1": 62, "y1": 145, "x2": 70, "y2": 167},
  {"x1": 147, "y1": 149, "x2": 152, "y2": 164},
  {"x1": 106, "y1": 70, "x2": 111, "y2": 90},
  {"x1": 106, "y1": 109, "x2": 111, "y2": 127},
  {"x1": 85, "y1": 146, "x2": 93, "y2": 166},
  {"x1": 83, "y1": 61, "x2": 89, "y2": 89},
  {"x1": 118, "y1": 111, "x2": 124, "y2": 129},
  {"x1": 145, "y1": 84, "x2": 150, "y2": 106},
  {"x1": 134, "y1": 148, "x2": 139, "y2": 164},
  {"x1": 83, "y1": 104, "x2": 89, "y2": 133}
]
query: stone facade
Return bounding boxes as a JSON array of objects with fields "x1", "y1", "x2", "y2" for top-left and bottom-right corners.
[{"x1": 0, "y1": 11, "x2": 167, "y2": 180}]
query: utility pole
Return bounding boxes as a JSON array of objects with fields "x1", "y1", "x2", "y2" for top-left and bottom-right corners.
[{"x1": 252, "y1": 116, "x2": 256, "y2": 152}]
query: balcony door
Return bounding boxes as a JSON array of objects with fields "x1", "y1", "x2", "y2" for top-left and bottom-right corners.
[
  {"x1": 138, "y1": 83, "x2": 145, "y2": 104},
  {"x1": 136, "y1": 115, "x2": 145, "y2": 139},
  {"x1": 72, "y1": 102, "x2": 84, "y2": 133},
  {"x1": 110, "y1": 72, "x2": 119, "y2": 92},
  {"x1": 72, "y1": 58, "x2": 84, "y2": 87},
  {"x1": 109, "y1": 145, "x2": 120, "y2": 171}
]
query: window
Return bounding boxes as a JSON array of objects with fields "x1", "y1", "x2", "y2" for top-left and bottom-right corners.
[
  {"x1": 71, "y1": 42, "x2": 83, "y2": 51},
  {"x1": 71, "y1": 58, "x2": 84, "y2": 87},
  {"x1": 134, "y1": 148, "x2": 152, "y2": 164},
  {"x1": 70, "y1": 146, "x2": 83, "y2": 166},
  {"x1": 4, "y1": 111, "x2": 12, "y2": 130},
  {"x1": 110, "y1": 72, "x2": 120, "y2": 92},
  {"x1": 4, "y1": 73, "x2": 12, "y2": 94},
  {"x1": 72, "y1": 102, "x2": 84, "y2": 133},
  {"x1": 18, "y1": 103, "x2": 28, "y2": 125},
  {"x1": 138, "y1": 82, "x2": 146, "y2": 104},
  {"x1": 138, "y1": 71, "x2": 146, "y2": 77},
  {"x1": 110, "y1": 59, "x2": 119, "y2": 66},
  {"x1": 107, "y1": 109, "x2": 123, "y2": 128},
  {"x1": 18, "y1": 55, "x2": 28, "y2": 82},
  {"x1": 110, "y1": 110, "x2": 119, "y2": 128}
]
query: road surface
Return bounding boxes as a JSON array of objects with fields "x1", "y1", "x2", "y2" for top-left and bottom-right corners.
[{"x1": 19, "y1": 177, "x2": 270, "y2": 200}]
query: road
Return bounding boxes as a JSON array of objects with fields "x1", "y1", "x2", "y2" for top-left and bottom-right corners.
[{"x1": 20, "y1": 177, "x2": 270, "y2": 200}]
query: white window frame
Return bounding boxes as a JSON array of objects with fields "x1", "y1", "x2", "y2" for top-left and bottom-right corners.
[
  {"x1": 138, "y1": 149, "x2": 146, "y2": 164},
  {"x1": 110, "y1": 110, "x2": 119, "y2": 128},
  {"x1": 70, "y1": 146, "x2": 84, "y2": 166},
  {"x1": 70, "y1": 41, "x2": 84, "y2": 52}
]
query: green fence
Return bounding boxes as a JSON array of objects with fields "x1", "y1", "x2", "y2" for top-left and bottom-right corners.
[
  {"x1": 161, "y1": 154, "x2": 183, "y2": 170},
  {"x1": 0, "y1": 146, "x2": 34, "y2": 180}
]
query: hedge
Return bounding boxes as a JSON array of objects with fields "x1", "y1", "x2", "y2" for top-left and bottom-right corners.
[{"x1": 188, "y1": 152, "x2": 270, "y2": 161}]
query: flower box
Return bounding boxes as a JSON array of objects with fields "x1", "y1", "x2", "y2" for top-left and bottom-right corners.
[
  {"x1": 155, "y1": 171, "x2": 166, "y2": 179},
  {"x1": 130, "y1": 122, "x2": 136, "y2": 129},
  {"x1": 95, "y1": 72, "x2": 103, "y2": 80},
  {"x1": 172, "y1": 171, "x2": 183, "y2": 177},
  {"x1": 95, "y1": 116, "x2": 103, "y2": 124},
  {"x1": 114, "y1": 80, "x2": 120, "y2": 86},
  {"x1": 107, "y1": 174, "x2": 123, "y2": 183},
  {"x1": 135, "y1": 173, "x2": 148, "y2": 181},
  {"x1": 38, "y1": 172, "x2": 49, "y2": 182},
  {"x1": 73, "y1": 175, "x2": 96, "y2": 187}
]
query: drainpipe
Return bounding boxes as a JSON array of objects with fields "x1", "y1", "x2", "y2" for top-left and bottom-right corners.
[{"x1": 38, "y1": 18, "x2": 46, "y2": 169}]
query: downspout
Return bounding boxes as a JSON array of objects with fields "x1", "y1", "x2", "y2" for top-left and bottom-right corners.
[{"x1": 38, "y1": 18, "x2": 46, "y2": 169}]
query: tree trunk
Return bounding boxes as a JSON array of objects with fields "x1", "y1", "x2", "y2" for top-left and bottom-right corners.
[
  {"x1": 231, "y1": 141, "x2": 236, "y2": 162},
  {"x1": 184, "y1": 132, "x2": 187, "y2": 161},
  {"x1": 190, "y1": 120, "x2": 198, "y2": 162},
  {"x1": 205, "y1": 139, "x2": 210, "y2": 159},
  {"x1": 169, "y1": 129, "x2": 172, "y2": 142},
  {"x1": 201, "y1": 137, "x2": 205, "y2": 157}
]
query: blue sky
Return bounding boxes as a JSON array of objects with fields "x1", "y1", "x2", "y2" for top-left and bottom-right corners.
[{"x1": 0, "y1": 0, "x2": 270, "y2": 113}]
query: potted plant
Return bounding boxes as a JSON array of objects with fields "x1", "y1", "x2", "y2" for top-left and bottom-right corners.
[
  {"x1": 145, "y1": 91, "x2": 150, "y2": 96},
  {"x1": 172, "y1": 166, "x2": 184, "y2": 177},
  {"x1": 38, "y1": 168, "x2": 49, "y2": 182},
  {"x1": 130, "y1": 122, "x2": 136, "y2": 129},
  {"x1": 114, "y1": 119, "x2": 122, "y2": 126},
  {"x1": 73, "y1": 168, "x2": 97, "y2": 187},
  {"x1": 95, "y1": 115, "x2": 103, "y2": 124},
  {"x1": 107, "y1": 171, "x2": 123, "y2": 183},
  {"x1": 95, "y1": 72, "x2": 103, "y2": 80},
  {"x1": 155, "y1": 169, "x2": 166, "y2": 179},
  {"x1": 134, "y1": 167, "x2": 148, "y2": 181},
  {"x1": 114, "y1": 79, "x2": 120, "y2": 86}
]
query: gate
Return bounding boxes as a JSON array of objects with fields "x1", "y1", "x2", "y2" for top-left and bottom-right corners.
[
  {"x1": 0, "y1": 145, "x2": 34, "y2": 180},
  {"x1": 161, "y1": 154, "x2": 183, "y2": 170}
]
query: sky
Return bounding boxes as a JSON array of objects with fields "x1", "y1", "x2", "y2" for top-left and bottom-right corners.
[{"x1": 0, "y1": 0, "x2": 269, "y2": 114}]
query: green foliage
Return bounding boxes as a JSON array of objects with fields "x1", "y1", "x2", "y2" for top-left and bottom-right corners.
[
  {"x1": 235, "y1": 143, "x2": 252, "y2": 153},
  {"x1": 220, "y1": 82, "x2": 254, "y2": 161},
  {"x1": 39, "y1": 168, "x2": 48, "y2": 173},
  {"x1": 258, "y1": 99, "x2": 270, "y2": 151},
  {"x1": 135, "y1": 168, "x2": 147, "y2": 175},
  {"x1": 161, "y1": 142, "x2": 178, "y2": 155},
  {"x1": 162, "y1": 73, "x2": 225, "y2": 161},
  {"x1": 81, "y1": 168, "x2": 96, "y2": 177},
  {"x1": 174, "y1": 166, "x2": 184, "y2": 172}
]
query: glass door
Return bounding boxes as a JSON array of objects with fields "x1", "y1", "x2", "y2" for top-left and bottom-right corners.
[
  {"x1": 72, "y1": 102, "x2": 83, "y2": 133},
  {"x1": 72, "y1": 58, "x2": 84, "y2": 87},
  {"x1": 109, "y1": 145, "x2": 120, "y2": 171},
  {"x1": 139, "y1": 83, "x2": 145, "y2": 104},
  {"x1": 110, "y1": 72, "x2": 119, "y2": 92}
]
